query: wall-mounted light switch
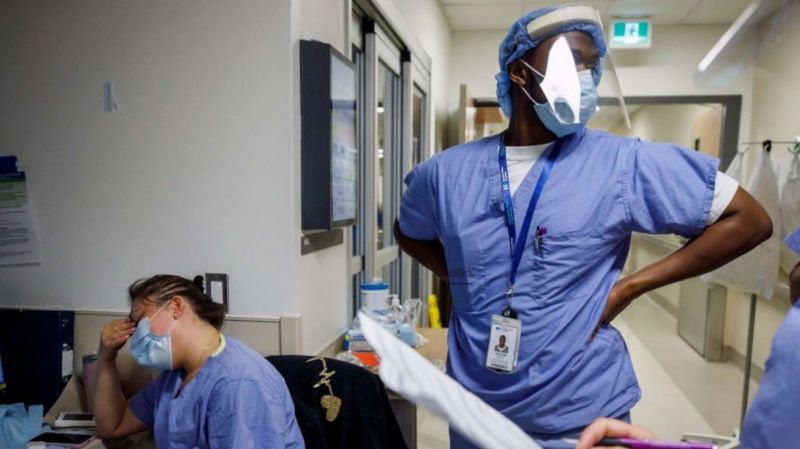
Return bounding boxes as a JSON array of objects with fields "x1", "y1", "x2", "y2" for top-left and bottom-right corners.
[{"x1": 205, "y1": 273, "x2": 229, "y2": 312}]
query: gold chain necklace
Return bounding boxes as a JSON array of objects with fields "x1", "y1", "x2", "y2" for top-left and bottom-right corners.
[
  {"x1": 183, "y1": 332, "x2": 220, "y2": 385},
  {"x1": 306, "y1": 356, "x2": 341, "y2": 422},
  {"x1": 196, "y1": 331, "x2": 221, "y2": 367}
]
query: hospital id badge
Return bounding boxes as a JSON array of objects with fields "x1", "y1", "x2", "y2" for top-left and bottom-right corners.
[{"x1": 485, "y1": 314, "x2": 521, "y2": 373}]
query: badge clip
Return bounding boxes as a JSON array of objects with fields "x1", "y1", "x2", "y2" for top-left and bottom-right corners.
[{"x1": 502, "y1": 285, "x2": 517, "y2": 319}]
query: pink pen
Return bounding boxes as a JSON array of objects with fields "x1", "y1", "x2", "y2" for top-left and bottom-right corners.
[{"x1": 597, "y1": 438, "x2": 716, "y2": 449}]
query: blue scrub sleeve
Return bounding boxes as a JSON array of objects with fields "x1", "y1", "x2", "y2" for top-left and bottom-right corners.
[
  {"x1": 398, "y1": 160, "x2": 440, "y2": 240},
  {"x1": 128, "y1": 377, "x2": 162, "y2": 426},
  {"x1": 207, "y1": 379, "x2": 288, "y2": 449},
  {"x1": 785, "y1": 227, "x2": 800, "y2": 255},
  {"x1": 741, "y1": 302, "x2": 800, "y2": 447},
  {"x1": 624, "y1": 141, "x2": 718, "y2": 237}
]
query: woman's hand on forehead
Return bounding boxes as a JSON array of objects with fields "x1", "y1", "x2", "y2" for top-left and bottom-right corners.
[{"x1": 128, "y1": 300, "x2": 150, "y2": 325}]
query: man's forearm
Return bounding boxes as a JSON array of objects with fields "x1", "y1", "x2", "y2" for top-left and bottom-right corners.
[
  {"x1": 394, "y1": 220, "x2": 449, "y2": 282},
  {"x1": 622, "y1": 191, "x2": 772, "y2": 301},
  {"x1": 790, "y1": 263, "x2": 800, "y2": 304}
]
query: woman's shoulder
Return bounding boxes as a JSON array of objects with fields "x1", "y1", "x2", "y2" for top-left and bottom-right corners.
[
  {"x1": 205, "y1": 336, "x2": 288, "y2": 391},
  {"x1": 193, "y1": 337, "x2": 294, "y2": 411}
]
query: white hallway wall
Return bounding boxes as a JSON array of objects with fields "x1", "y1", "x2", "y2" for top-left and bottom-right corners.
[
  {"x1": 0, "y1": 0, "x2": 451, "y2": 355},
  {"x1": 626, "y1": 104, "x2": 709, "y2": 148},
  {"x1": 0, "y1": 0, "x2": 296, "y2": 318},
  {"x1": 723, "y1": 4, "x2": 800, "y2": 372}
]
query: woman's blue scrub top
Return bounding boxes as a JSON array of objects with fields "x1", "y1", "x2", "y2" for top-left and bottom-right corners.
[
  {"x1": 741, "y1": 300, "x2": 800, "y2": 449},
  {"x1": 399, "y1": 129, "x2": 718, "y2": 435},
  {"x1": 130, "y1": 336, "x2": 305, "y2": 449}
]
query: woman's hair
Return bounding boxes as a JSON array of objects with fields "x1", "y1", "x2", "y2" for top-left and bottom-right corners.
[{"x1": 128, "y1": 274, "x2": 225, "y2": 330}]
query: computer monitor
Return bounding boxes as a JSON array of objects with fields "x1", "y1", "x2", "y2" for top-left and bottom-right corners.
[{"x1": 300, "y1": 39, "x2": 358, "y2": 230}]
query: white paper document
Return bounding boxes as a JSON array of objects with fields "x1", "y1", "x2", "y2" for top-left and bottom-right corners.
[
  {"x1": 358, "y1": 312, "x2": 542, "y2": 449},
  {"x1": 0, "y1": 160, "x2": 42, "y2": 266}
]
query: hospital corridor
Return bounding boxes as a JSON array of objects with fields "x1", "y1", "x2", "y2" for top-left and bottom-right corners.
[{"x1": 2, "y1": 1, "x2": 800, "y2": 449}]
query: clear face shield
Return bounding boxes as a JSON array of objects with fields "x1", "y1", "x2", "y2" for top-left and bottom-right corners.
[
  {"x1": 522, "y1": 5, "x2": 631, "y2": 134},
  {"x1": 518, "y1": 35, "x2": 589, "y2": 126},
  {"x1": 595, "y1": 50, "x2": 631, "y2": 134}
]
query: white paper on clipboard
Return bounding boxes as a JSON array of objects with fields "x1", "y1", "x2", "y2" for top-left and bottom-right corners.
[{"x1": 358, "y1": 312, "x2": 542, "y2": 449}]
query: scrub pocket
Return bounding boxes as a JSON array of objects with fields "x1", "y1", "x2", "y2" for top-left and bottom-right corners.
[
  {"x1": 169, "y1": 401, "x2": 203, "y2": 449},
  {"x1": 170, "y1": 425, "x2": 201, "y2": 449},
  {"x1": 527, "y1": 232, "x2": 602, "y2": 308},
  {"x1": 444, "y1": 235, "x2": 486, "y2": 314}
]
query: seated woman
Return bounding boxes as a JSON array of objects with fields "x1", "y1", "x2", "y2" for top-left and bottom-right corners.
[{"x1": 94, "y1": 274, "x2": 304, "y2": 449}]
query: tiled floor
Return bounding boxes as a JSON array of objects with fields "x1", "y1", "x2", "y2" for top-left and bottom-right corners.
[
  {"x1": 617, "y1": 296, "x2": 758, "y2": 438},
  {"x1": 416, "y1": 295, "x2": 756, "y2": 448},
  {"x1": 418, "y1": 407, "x2": 450, "y2": 449}
]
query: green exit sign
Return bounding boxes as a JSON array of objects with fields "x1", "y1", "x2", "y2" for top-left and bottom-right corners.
[{"x1": 610, "y1": 19, "x2": 652, "y2": 48}]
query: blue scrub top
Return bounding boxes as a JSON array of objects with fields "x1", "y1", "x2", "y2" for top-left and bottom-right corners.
[
  {"x1": 399, "y1": 129, "x2": 717, "y2": 435},
  {"x1": 741, "y1": 301, "x2": 800, "y2": 449},
  {"x1": 130, "y1": 336, "x2": 305, "y2": 449}
]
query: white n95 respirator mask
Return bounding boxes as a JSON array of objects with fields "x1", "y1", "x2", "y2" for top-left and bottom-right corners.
[{"x1": 518, "y1": 36, "x2": 599, "y2": 137}]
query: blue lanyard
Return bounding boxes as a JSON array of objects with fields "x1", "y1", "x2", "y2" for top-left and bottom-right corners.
[{"x1": 499, "y1": 136, "x2": 562, "y2": 315}]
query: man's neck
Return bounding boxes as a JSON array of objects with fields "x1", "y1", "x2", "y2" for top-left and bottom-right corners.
[{"x1": 505, "y1": 111, "x2": 556, "y2": 146}]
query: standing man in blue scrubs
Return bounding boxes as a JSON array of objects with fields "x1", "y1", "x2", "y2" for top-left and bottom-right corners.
[{"x1": 395, "y1": 5, "x2": 772, "y2": 448}]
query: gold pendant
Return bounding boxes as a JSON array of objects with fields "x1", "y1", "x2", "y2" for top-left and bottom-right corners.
[
  {"x1": 307, "y1": 357, "x2": 342, "y2": 422},
  {"x1": 320, "y1": 394, "x2": 342, "y2": 422}
]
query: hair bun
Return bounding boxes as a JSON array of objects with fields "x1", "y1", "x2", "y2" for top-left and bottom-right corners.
[{"x1": 192, "y1": 275, "x2": 205, "y2": 292}]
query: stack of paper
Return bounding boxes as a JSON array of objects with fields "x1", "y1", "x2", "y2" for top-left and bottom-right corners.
[{"x1": 359, "y1": 312, "x2": 542, "y2": 449}]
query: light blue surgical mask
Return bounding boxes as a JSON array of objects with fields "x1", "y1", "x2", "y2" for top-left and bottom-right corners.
[
  {"x1": 130, "y1": 302, "x2": 177, "y2": 371},
  {"x1": 519, "y1": 66, "x2": 599, "y2": 138}
]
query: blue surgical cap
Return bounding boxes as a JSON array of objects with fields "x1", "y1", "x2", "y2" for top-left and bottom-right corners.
[{"x1": 496, "y1": 6, "x2": 607, "y2": 118}]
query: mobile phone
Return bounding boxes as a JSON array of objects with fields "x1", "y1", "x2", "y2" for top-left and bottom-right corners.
[
  {"x1": 29, "y1": 432, "x2": 94, "y2": 447},
  {"x1": 55, "y1": 411, "x2": 96, "y2": 428}
]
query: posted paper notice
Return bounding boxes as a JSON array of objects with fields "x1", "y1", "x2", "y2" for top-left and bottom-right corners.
[{"x1": 0, "y1": 157, "x2": 42, "y2": 265}]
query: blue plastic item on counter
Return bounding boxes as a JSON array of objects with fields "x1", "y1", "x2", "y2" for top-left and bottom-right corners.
[{"x1": 0, "y1": 403, "x2": 45, "y2": 449}]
